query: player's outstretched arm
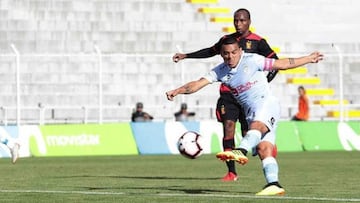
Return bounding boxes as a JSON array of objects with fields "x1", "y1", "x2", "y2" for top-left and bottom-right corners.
[
  {"x1": 166, "y1": 78, "x2": 210, "y2": 101},
  {"x1": 273, "y1": 52, "x2": 323, "y2": 70},
  {"x1": 172, "y1": 48, "x2": 217, "y2": 63}
]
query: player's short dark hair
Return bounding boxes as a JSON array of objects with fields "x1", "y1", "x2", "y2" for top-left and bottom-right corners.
[
  {"x1": 181, "y1": 103, "x2": 187, "y2": 109},
  {"x1": 234, "y1": 8, "x2": 251, "y2": 20},
  {"x1": 221, "y1": 37, "x2": 240, "y2": 48},
  {"x1": 136, "y1": 102, "x2": 143, "y2": 108}
]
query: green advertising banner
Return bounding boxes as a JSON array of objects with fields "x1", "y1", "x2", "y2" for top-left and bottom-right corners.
[
  {"x1": 295, "y1": 121, "x2": 344, "y2": 151},
  {"x1": 278, "y1": 121, "x2": 360, "y2": 152},
  {"x1": 197, "y1": 121, "x2": 360, "y2": 153},
  {"x1": 276, "y1": 121, "x2": 304, "y2": 152},
  {"x1": 30, "y1": 123, "x2": 138, "y2": 156},
  {"x1": 22, "y1": 121, "x2": 360, "y2": 158}
]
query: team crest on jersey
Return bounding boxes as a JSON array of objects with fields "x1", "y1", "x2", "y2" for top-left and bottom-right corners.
[
  {"x1": 220, "y1": 105, "x2": 225, "y2": 115},
  {"x1": 226, "y1": 74, "x2": 231, "y2": 80},
  {"x1": 243, "y1": 65, "x2": 249, "y2": 73},
  {"x1": 246, "y1": 40, "x2": 252, "y2": 49}
]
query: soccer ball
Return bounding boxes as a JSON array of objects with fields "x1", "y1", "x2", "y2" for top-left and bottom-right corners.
[{"x1": 177, "y1": 131, "x2": 203, "y2": 159}]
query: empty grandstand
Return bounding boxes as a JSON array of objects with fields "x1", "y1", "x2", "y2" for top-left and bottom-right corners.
[{"x1": 0, "y1": 0, "x2": 359, "y2": 124}]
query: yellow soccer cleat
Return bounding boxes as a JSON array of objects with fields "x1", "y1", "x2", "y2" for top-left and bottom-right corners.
[
  {"x1": 216, "y1": 149, "x2": 248, "y2": 165},
  {"x1": 256, "y1": 184, "x2": 285, "y2": 196}
]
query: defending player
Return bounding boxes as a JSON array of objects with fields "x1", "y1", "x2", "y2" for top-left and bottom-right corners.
[
  {"x1": 166, "y1": 37, "x2": 323, "y2": 195},
  {"x1": 172, "y1": 8, "x2": 278, "y2": 181}
]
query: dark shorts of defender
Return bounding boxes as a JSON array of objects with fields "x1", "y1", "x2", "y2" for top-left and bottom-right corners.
[{"x1": 216, "y1": 93, "x2": 248, "y2": 132}]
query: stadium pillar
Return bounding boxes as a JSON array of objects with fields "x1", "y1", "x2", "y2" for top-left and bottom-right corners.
[
  {"x1": 332, "y1": 43, "x2": 344, "y2": 122},
  {"x1": 94, "y1": 45, "x2": 103, "y2": 124},
  {"x1": 10, "y1": 44, "x2": 21, "y2": 126}
]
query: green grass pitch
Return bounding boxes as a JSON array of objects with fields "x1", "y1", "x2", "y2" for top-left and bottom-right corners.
[{"x1": 1, "y1": 151, "x2": 360, "y2": 203}]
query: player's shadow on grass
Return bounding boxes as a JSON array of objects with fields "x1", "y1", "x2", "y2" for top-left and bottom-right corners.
[
  {"x1": 63, "y1": 176, "x2": 253, "y2": 195},
  {"x1": 78, "y1": 185, "x2": 230, "y2": 194},
  {"x1": 168, "y1": 187, "x2": 227, "y2": 194},
  {"x1": 127, "y1": 186, "x2": 228, "y2": 194},
  {"x1": 113, "y1": 175, "x2": 219, "y2": 181},
  {"x1": 57, "y1": 175, "x2": 219, "y2": 181}
]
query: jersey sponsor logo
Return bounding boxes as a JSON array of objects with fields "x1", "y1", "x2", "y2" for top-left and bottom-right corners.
[
  {"x1": 46, "y1": 134, "x2": 100, "y2": 146},
  {"x1": 230, "y1": 81, "x2": 258, "y2": 96}
]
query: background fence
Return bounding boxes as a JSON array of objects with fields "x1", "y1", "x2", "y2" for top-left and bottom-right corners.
[{"x1": 1, "y1": 44, "x2": 359, "y2": 125}]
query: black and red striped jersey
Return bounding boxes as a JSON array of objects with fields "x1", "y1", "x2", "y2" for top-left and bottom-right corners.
[
  {"x1": 212, "y1": 32, "x2": 277, "y2": 59},
  {"x1": 185, "y1": 31, "x2": 279, "y2": 93}
]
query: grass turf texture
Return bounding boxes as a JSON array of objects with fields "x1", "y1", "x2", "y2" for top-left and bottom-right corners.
[{"x1": 1, "y1": 151, "x2": 360, "y2": 203}]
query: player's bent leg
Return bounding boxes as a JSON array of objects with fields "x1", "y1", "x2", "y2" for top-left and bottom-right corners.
[
  {"x1": 252, "y1": 146, "x2": 277, "y2": 158},
  {"x1": 238, "y1": 129, "x2": 261, "y2": 154},
  {"x1": 255, "y1": 142, "x2": 284, "y2": 196},
  {"x1": 256, "y1": 141, "x2": 276, "y2": 160},
  {"x1": 252, "y1": 141, "x2": 277, "y2": 158}
]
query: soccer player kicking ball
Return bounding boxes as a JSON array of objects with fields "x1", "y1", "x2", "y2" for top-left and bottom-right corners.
[
  {"x1": 166, "y1": 37, "x2": 323, "y2": 196},
  {"x1": 173, "y1": 8, "x2": 279, "y2": 182}
]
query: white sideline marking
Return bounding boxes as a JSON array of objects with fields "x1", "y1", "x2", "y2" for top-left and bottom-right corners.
[
  {"x1": 0, "y1": 189, "x2": 125, "y2": 195},
  {"x1": 1, "y1": 189, "x2": 360, "y2": 202},
  {"x1": 159, "y1": 193, "x2": 360, "y2": 202}
]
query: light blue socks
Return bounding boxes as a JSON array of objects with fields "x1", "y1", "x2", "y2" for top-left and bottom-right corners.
[{"x1": 262, "y1": 157, "x2": 279, "y2": 183}]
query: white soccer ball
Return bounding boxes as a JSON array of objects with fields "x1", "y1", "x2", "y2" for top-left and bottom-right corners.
[{"x1": 177, "y1": 131, "x2": 203, "y2": 159}]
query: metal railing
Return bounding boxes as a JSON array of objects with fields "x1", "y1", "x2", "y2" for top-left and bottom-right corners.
[
  {"x1": 1, "y1": 103, "x2": 359, "y2": 125},
  {"x1": 0, "y1": 44, "x2": 360, "y2": 125}
]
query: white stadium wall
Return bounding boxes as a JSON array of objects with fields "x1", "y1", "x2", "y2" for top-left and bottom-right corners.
[{"x1": 0, "y1": 0, "x2": 359, "y2": 124}]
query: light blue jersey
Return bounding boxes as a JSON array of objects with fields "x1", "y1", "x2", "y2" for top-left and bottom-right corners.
[
  {"x1": 204, "y1": 52, "x2": 274, "y2": 106},
  {"x1": 204, "y1": 52, "x2": 280, "y2": 140}
]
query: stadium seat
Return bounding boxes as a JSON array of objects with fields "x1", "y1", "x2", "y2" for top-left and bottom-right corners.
[
  {"x1": 210, "y1": 17, "x2": 232, "y2": 23},
  {"x1": 279, "y1": 67, "x2": 308, "y2": 74},
  {"x1": 286, "y1": 77, "x2": 321, "y2": 85},
  {"x1": 306, "y1": 88, "x2": 335, "y2": 96},
  {"x1": 186, "y1": 0, "x2": 218, "y2": 4},
  {"x1": 313, "y1": 99, "x2": 349, "y2": 105},
  {"x1": 271, "y1": 46, "x2": 281, "y2": 54},
  {"x1": 327, "y1": 110, "x2": 360, "y2": 118},
  {"x1": 198, "y1": 7, "x2": 230, "y2": 14}
]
